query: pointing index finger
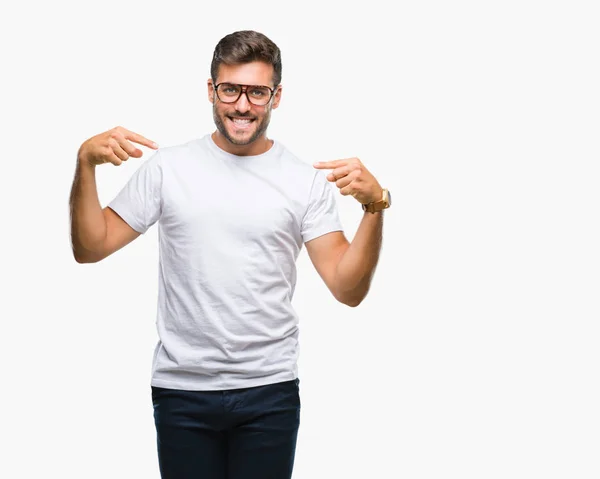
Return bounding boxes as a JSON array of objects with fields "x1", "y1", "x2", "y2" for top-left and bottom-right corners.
[
  {"x1": 313, "y1": 159, "x2": 347, "y2": 169},
  {"x1": 123, "y1": 129, "x2": 159, "y2": 149}
]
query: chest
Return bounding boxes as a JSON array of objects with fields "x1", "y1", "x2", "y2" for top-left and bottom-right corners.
[{"x1": 159, "y1": 162, "x2": 303, "y2": 245}]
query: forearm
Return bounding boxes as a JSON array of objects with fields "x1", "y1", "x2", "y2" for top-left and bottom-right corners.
[
  {"x1": 334, "y1": 210, "x2": 384, "y2": 305},
  {"x1": 69, "y1": 154, "x2": 107, "y2": 261}
]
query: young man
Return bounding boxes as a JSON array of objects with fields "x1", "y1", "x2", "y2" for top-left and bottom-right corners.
[{"x1": 69, "y1": 30, "x2": 391, "y2": 479}]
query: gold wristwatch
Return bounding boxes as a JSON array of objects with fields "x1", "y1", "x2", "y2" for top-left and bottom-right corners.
[{"x1": 362, "y1": 188, "x2": 392, "y2": 213}]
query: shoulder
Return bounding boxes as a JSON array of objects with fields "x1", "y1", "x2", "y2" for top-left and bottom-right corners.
[
  {"x1": 154, "y1": 138, "x2": 203, "y2": 162},
  {"x1": 274, "y1": 143, "x2": 334, "y2": 206},
  {"x1": 276, "y1": 141, "x2": 323, "y2": 185},
  {"x1": 146, "y1": 137, "x2": 210, "y2": 176}
]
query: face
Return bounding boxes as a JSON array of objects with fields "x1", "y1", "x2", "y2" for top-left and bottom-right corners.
[{"x1": 208, "y1": 61, "x2": 281, "y2": 153}]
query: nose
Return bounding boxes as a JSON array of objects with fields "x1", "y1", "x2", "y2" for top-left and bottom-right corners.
[{"x1": 235, "y1": 88, "x2": 252, "y2": 113}]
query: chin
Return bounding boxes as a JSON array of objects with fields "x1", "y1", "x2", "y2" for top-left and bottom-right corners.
[
  {"x1": 224, "y1": 119, "x2": 265, "y2": 146},
  {"x1": 229, "y1": 125, "x2": 255, "y2": 139},
  {"x1": 226, "y1": 131, "x2": 257, "y2": 146}
]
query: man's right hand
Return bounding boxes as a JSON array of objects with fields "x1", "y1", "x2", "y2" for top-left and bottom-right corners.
[{"x1": 78, "y1": 126, "x2": 159, "y2": 167}]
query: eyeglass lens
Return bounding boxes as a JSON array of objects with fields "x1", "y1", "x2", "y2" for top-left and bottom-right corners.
[{"x1": 216, "y1": 83, "x2": 272, "y2": 106}]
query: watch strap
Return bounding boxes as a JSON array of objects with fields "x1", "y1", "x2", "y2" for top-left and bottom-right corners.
[{"x1": 362, "y1": 188, "x2": 390, "y2": 213}]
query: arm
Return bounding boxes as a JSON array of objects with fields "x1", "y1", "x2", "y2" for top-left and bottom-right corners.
[
  {"x1": 307, "y1": 157, "x2": 387, "y2": 306},
  {"x1": 69, "y1": 126, "x2": 158, "y2": 263},
  {"x1": 69, "y1": 157, "x2": 141, "y2": 263},
  {"x1": 305, "y1": 210, "x2": 383, "y2": 307}
]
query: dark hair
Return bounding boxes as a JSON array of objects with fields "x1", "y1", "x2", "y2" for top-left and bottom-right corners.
[{"x1": 211, "y1": 30, "x2": 282, "y2": 87}]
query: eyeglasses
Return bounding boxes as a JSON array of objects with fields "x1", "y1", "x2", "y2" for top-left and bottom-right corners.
[{"x1": 214, "y1": 82, "x2": 276, "y2": 106}]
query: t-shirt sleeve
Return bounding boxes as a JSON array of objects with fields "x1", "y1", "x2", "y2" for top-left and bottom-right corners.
[
  {"x1": 107, "y1": 151, "x2": 162, "y2": 234},
  {"x1": 301, "y1": 170, "x2": 344, "y2": 243}
]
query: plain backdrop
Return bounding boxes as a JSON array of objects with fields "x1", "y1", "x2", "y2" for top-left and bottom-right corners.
[{"x1": 1, "y1": 0, "x2": 599, "y2": 478}]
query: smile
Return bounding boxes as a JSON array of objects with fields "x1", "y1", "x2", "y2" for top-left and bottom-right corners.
[{"x1": 228, "y1": 117, "x2": 255, "y2": 130}]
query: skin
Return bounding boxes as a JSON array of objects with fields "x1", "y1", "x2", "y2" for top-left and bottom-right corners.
[
  {"x1": 71, "y1": 60, "x2": 385, "y2": 306},
  {"x1": 310, "y1": 158, "x2": 385, "y2": 307},
  {"x1": 207, "y1": 61, "x2": 282, "y2": 157}
]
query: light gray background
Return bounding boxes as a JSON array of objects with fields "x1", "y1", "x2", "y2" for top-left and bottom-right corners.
[{"x1": 1, "y1": 0, "x2": 598, "y2": 478}]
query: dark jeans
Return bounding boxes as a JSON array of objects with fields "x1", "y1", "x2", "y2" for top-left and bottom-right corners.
[{"x1": 151, "y1": 378, "x2": 301, "y2": 479}]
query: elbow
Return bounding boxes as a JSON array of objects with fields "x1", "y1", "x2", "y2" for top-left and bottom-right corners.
[
  {"x1": 334, "y1": 281, "x2": 369, "y2": 308},
  {"x1": 335, "y1": 290, "x2": 366, "y2": 308},
  {"x1": 73, "y1": 248, "x2": 87, "y2": 264},
  {"x1": 73, "y1": 253, "x2": 93, "y2": 264},
  {"x1": 72, "y1": 247, "x2": 102, "y2": 264},
  {"x1": 344, "y1": 298, "x2": 363, "y2": 308}
]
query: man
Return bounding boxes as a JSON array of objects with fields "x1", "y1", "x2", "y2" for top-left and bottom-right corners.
[{"x1": 69, "y1": 30, "x2": 391, "y2": 479}]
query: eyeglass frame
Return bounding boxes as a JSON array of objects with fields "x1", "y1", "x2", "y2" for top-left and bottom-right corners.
[{"x1": 213, "y1": 82, "x2": 278, "y2": 106}]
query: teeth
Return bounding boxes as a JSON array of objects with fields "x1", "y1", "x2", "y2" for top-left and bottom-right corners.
[{"x1": 232, "y1": 118, "x2": 252, "y2": 123}]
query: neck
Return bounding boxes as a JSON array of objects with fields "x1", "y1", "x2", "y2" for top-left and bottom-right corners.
[{"x1": 211, "y1": 131, "x2": 273, "y2": 157}]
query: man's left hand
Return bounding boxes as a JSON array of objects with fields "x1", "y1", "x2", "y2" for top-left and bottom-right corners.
[{"x1": 313, "y1": 157, "x2": 383, "y2": 205}]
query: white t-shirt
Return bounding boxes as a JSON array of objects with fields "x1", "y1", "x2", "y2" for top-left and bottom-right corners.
[{"x1": 108, "y1": 134, "x2": 344, "y2": 390}]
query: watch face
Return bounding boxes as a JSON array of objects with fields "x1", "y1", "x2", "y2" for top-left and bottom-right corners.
[{"x1": 387, "y1": 190, "x2": 392, "y2": 206}]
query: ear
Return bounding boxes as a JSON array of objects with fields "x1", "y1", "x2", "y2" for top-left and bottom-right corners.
[
  {"x1": 207, "y1": 78, "x2": 215, "y2": 104},
  {"x1": 271, "y1": 85, "x2": 282, "y2": 110}
]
